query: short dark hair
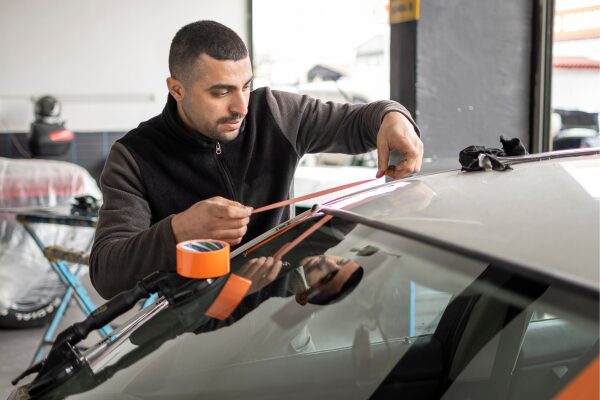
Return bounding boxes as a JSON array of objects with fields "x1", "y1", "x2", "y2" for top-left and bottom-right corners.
[
  {"x1": 169, "y1": 20, "x2": 248, "y2": 82},
  {"x1": 309, "y1": 266, "x2": 364, "y2": 306}
]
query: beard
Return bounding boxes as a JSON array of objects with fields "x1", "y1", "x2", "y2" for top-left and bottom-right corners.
[
  {"x1": 216, "y1": 113, "x2": 244, "y2": 125},
  {"x1": 209, "y1": 128, "x2": 241, "y2": 143},
  {"x1": 208, "y1": 114, "x2": 245, "y2": 142},
  {"x1": 188, "y1": 115, "x2": 245, "y2": 143}
]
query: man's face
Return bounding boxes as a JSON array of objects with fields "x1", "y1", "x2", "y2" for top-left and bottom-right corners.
[
  {"x1": 168, "y1": 54, "x2": 253, "y2": 142},
  {"x1": 295, "y1": 255, "x2": 360, "y2": 306}
]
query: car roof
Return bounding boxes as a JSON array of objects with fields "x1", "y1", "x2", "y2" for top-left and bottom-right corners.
[{"x1": 324, "y1": 152, "x2": 600, "y2": 293}]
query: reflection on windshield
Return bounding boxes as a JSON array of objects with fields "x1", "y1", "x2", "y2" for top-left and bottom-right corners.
[
  {"x1": 294, "y1": 255, "x2": 364, "y2": 306},
  {"x1": 40, "y1": 214, "x2": 598, "y2": 400},
  {"x1": 41, "y1": 215, "x2": 367, "y2": 399},
  {"x1": 54, "y1": 216, "x2": 463, "y2": 398}
]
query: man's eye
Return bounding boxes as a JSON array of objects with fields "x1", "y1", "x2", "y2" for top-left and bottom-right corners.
[{"x1": 213, "y1": 91, "x2": 228, "y2": 97}]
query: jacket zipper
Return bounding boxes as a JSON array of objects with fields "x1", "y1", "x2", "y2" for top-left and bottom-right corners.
[{"x1": 214, "y1": 142, "x2": 238, "y2": 201}]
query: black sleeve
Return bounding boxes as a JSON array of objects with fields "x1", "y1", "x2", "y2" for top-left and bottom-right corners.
[
  {"x1": 89, "y1": 142, "x2": 177, "y2": 299},
  {"x1": 264, "y1": 88, "x2": 419, "y2": 157}
]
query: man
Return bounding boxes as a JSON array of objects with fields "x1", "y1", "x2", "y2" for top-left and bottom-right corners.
[{"x1": 90, "y1": 20, "x2": 423, "y2": 299}]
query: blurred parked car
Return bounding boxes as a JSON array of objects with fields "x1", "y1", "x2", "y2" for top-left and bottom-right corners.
[
  {"x1": 552, "y1": 109, "x2": 599, "y2": 150},
  {"x1": 296, "y1": 79, "x2": 370, "y2": 105},
  {"x1": 553, "y1": 127, "x2": 600, "y2": 150},
  {"x1": 11, "y1": 148, "x2": 599, "y2": 400}
]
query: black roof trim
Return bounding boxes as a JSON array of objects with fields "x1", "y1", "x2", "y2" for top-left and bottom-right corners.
[{"x1": 498, "y1": 147, "x2": 600, "y2": 165}]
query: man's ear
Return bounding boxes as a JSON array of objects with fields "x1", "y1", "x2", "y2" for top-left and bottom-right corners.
[{"x1": 166, "y1": 77, "x2": 185, "y2": 101}]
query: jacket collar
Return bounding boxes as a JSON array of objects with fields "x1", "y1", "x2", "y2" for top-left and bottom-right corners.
[
  {"x1": 160, "y1": 94, "x2": 248, "y2": 149},
  {"x1": 161, "y1": 94, "x2": 215, "y2": 149}
]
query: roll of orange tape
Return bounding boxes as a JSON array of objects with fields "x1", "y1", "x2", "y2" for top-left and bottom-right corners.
[{"x1": 176, "y1": 239, "x2": 230, "y2": 278}]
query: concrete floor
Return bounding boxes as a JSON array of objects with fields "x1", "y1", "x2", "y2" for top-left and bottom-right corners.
[
  {"x1": 0, "y1": 325, "x2": 45, "y2": 399},
  {"x1": 0, "y1": 276, "x2": 106, "y2": 399}
]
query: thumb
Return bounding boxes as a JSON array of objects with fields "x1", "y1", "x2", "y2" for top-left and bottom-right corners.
[{"x1": 376, "y1": 139, "x2": 390, "y2": 179}]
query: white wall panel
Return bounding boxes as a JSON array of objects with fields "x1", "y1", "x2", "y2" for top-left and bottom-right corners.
[{"x1": 0, "y1": 0, "x2": 248, "y2": 131}]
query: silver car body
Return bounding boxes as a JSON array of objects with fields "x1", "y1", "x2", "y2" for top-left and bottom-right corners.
[{"x1": 13, "y1": 149, "x2": 600, "y2": 400}]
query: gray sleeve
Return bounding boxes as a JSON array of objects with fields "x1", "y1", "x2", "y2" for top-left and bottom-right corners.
[
  {"x1": 265, "y1": 88, "x2": 419, "y2": 156},
  {"x1": 90, "y1": 142, "x2": 177, "y2": 299}
]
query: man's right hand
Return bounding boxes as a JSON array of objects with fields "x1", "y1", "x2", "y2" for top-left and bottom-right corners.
[{"x1": 171, "y1": 196, "x2": 252, "y2": 245}]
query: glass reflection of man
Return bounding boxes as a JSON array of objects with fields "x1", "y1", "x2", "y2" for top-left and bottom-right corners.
[{"x1": 294, "y1": 255, "x2": 364, "y2": 306}]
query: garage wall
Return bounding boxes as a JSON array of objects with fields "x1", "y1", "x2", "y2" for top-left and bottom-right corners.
[
  {"x1": 391, "y1": 1, "x2": 533, "y2": 171},
  {"x1": 418, "y1": 1, "x2": 532, "y2": 164},
  {"x1": 0, "y1": 0, "x2": 248, "y2": 133}
]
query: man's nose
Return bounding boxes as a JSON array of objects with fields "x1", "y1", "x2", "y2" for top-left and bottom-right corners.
[{"x1": 229, "y1": 91, "x2": 248, "y2": 116}]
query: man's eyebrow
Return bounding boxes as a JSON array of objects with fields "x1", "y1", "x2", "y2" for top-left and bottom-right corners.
[
  {"x1": 208, "y1": 76, "x2": 254, "y2": 91},
  {"x1": 304, "y1": 256, "x2": 327, "y2": 274},
  {"x1": 208, "y1": 83, "x2": 236, "y2": 91}
]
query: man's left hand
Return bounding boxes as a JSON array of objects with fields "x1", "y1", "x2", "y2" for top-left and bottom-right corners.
[{"x1": 376, "y1": 112, "x2": 423, "y2": 180}]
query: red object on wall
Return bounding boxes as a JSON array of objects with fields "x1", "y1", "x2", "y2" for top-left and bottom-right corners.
[{"x1": 48, "y1": 129, "x2": 74, "y2": 142}]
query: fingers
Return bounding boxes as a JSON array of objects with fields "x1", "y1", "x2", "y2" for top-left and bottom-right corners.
[
  {"x1": 376, "y1": 138, "x2": 391, "y2": 179},
  {"x1": 212, "y1": 226, "x2": 248, "y2": 245},
  {"x1": 172, "y1": 196, "x2": 252, "y2": 243},
  {"x1": 209, "y1": 198, "x2": 252, "y2": 219},
  {"x1": 238, "y1": 257, "x2": 282, "y2": 294},
  {"x1": 387, "y1": 147, "x2": 420, "y2": 179},
  {"x1": 248, "y1": 257, "x2": 281, "y2": 280},
  {"x1": 379, "y1": 151, "x2": 417, "y2": 180},
  {"x1": 238, "y1": 257, "x2": 263, "y2": 278},
  {"x1": 413, "y1": 134, "x2": 424, "y2": 172},
  {"x1": 387, "y1": 162, "x2": 414, "y2": 180},
  {"x1": 206, "y1": 198, "x2": 251, "y2": 244},
  {"x1": 211, "y1": 216, "x2": 250, "y2": 230},
  {"x1": 395, "y1": 136, "x2": 423, "y2": 179},
  {"x1": 376, "y1": 112, "x2": 424, "y2": 180},
  {"x1": 211, "y1": 196, "x2": 246, "y2": 208},
  {"x1": 264, "y1": 258, "x2": 283, "y2": 282}
]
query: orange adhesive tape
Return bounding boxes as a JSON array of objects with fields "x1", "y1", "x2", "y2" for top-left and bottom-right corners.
[
  {"x1": 176, "y1": 239, "x2": 230, "y2": 278},
  {"x1": 252, "y1": 178, "x2": 377, "y2": 214},
  {"x1": 205, "y1": 274, "x2": 252, "y2": 320}
]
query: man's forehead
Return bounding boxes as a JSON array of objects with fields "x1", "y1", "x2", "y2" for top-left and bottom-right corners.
[{"x1": 194, "y1": 54, "x2": 252, "y2": 85}]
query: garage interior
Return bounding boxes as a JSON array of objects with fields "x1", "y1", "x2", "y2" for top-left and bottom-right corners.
[{"x1": 0, "y1": 0, "x2": 598, "y2": 398}]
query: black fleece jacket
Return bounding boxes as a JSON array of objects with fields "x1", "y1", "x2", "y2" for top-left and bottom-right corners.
[{"x1": 90, "y1": 87, "x2": 417, "y2": 299}]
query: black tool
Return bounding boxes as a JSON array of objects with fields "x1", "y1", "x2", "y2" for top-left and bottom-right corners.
[{"x1": 13, "y1": 271, "x2": 216, "y2": 398}]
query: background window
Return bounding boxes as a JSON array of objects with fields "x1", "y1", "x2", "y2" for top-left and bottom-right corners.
[{"x1": 550, "y1": 0, "x2": 600, "y2": 150}]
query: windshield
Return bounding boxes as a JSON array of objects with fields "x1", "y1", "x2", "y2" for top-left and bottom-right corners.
[{"x1": 44, "y1": 214, "x2": 598, "y2": 400}]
